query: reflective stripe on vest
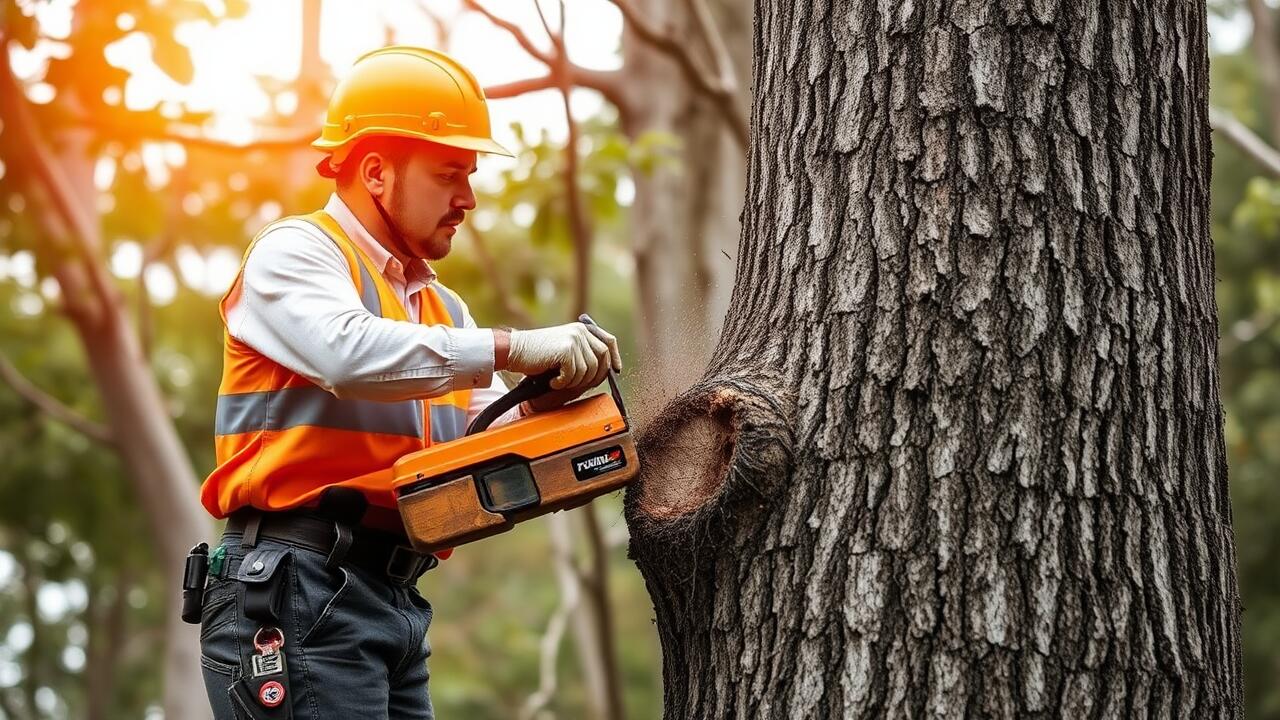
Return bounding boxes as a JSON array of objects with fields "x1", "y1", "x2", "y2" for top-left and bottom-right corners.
[
  {"x1": 216, "y1": 386, "x2": 422, "y2": 438},
  {"x1": 430, "y1": 404, "x2": 467, "y2": 443},
  {"x1": 210, "y1": 215, "x2": 417, "y2": 438},
  {"x1": 432, "y1": 282, "x2": 464, "y2": 327}
]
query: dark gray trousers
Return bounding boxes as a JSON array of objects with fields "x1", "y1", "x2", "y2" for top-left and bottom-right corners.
[{"x1": 199, "y1": 534, "x2": 435, "y2": 719}]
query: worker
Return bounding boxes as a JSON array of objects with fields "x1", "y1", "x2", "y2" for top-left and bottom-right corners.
[{"x1": 192, "y1": 46, "x2": 621, "y2": 719}]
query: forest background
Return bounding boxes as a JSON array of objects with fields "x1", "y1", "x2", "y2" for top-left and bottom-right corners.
[{"x1": 0, "y1": 0, "x2": 1277, "y2": 718}]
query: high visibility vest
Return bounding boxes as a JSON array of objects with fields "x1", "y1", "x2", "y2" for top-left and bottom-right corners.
[{"x1": 201, "y1": 210, "x2": 474, "y2": 518}]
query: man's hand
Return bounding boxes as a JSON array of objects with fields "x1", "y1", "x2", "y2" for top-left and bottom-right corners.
[
  {"x1": 583, "y1": 322, "x2": 622, "y2": 374},
  {"x1": 509, "y1": 321, "x2": 623, "y2": 414},
  {"x1": 507, "y1": 322, "x2": 613, "y2": 391}
]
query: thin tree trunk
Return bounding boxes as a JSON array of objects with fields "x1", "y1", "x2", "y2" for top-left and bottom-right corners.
[
  {"x1": 1247, "y1": 0, "x2": 1280, "y2": 140},
  {"x1": 628, "y1": 1, "x2": 1242, "y2": 718},
  {"x1": 1, "y1": 31, "x2": 213, "y2": 717},
  {"x1": 567, "y1": 504, "x2": 626, "y2": 720},
  {"x1": 552, "y1": 11, "x2": 629, "y2": 712},
  {"x1": 285, "y1": 0, "x2": 328, "y2": 192},
  {"x1": 21, "y1": 540, "x2": 41, "y2": 718},
  {"x1": 85, "y1": 572, "x2": 130, "y2": 720}
]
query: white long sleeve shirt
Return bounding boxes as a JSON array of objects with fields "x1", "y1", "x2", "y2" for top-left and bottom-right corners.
[{"x1": 224, "y1": 193, "x2": 523, "y2": 430}]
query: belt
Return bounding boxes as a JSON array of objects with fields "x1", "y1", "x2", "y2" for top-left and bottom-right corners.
[{"x1": 225, "y1": 509, "x2": 436, "y2": 586}]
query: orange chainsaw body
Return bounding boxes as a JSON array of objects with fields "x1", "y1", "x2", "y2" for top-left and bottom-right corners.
[{"x1": 392, "y1": 391, "x2": 637, "y2": 554}]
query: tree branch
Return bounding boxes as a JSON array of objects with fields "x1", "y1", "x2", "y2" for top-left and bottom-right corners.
[
  {"x1": 455, "y1": 1, "x2": 627, "y2": 113},
  {"x1": 414, "y1": 1, "x2": 454, "y2": 46},
  {"x1": 1247, "y1": 0, "x2": 1280, "y2": 139},
  {"x1": 547, "y1": 1, "x2": 595, "y2": 319},
  {"x1": 460, "y1": 0, "x2": 555, "y2": 65},
  {"x1": 104, "y1": 120, "x2": 316, "y2": 151},
  {"x1": 484, "y1": 74, "x2": 563, "y2": 99},
  {"x1": 0, "y1": 352, "x2": 115, "y2": 446},
  {"x1": 0, "y1": 36, "x2": 121, "y2": 322},
  {"x1": 532, "y1": 0, "x2": 558, "y2": 44},
  {"x1": 685, "y1": 0, "x2": 736, "y2": 92},
  {"x1": 484, "y1": 67, "x2": 626, "y2": 110},
  {"x1": 519, "y1": 513, "x2": 581, "y2": 720},
  {"x1": 1209, "y1": 106, "x2": 1280, "y2": 179},
  {"x1": 609, "y1": 0, "x2": 748, "y2": 148}
]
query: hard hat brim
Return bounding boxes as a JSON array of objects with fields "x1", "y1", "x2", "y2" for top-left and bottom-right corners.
[
  {"x1": 312, "y1": 128, "x2": 515, "y2": 163},
  {"x1": 434, "y1": 134, "x2": 515, "y2": 158}
]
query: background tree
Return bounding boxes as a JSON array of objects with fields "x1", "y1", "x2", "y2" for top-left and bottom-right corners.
[
  {"x1": 0, "y1": 1, "x2": 661, "y2": 717},
  {"x1": 629, "y1": 0, "x2": 1243, "y2": 717},
  {"x1": 0, "y1": 2, "x2": 261, "y2": 715}
]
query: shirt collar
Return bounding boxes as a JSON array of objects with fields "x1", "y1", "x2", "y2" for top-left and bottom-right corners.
[{"x1": 323, "y1": 193, "x2": 438, "y2": 287}]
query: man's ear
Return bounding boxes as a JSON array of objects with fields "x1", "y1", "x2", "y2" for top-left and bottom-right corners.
[{"x1": 361, "y1": 152, "x2": 388, "y2": 197}]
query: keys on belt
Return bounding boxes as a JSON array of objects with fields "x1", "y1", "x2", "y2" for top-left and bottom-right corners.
[
  {"x1": 227, "y1": 625, "x2": 292, "y2": 717},
  {"x1": 251, "y1": 626, "x2": 286, "y2": 680}
]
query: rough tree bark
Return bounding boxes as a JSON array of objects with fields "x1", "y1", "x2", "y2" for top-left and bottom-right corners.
[{"x1": 628, "y1": 1, "x2": 1242, "y2": 718}]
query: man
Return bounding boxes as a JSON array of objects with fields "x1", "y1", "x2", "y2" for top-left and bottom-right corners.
[{"x1": 196, "y1": 46, "x2": 620, "y2": 719}]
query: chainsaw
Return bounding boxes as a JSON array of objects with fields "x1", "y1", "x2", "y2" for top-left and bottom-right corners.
[{"x1": 392, "y1": 315, "x2": 638, "y2": 554}]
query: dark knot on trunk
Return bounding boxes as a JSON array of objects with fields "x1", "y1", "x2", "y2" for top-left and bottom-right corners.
[{"x1": 626, "y1": 372, "x2": 794, "y2": 553}]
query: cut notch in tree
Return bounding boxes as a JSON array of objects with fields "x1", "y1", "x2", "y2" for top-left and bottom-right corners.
[{"x1": 631, "y1": 374, "x2": 793, "y2": 523}]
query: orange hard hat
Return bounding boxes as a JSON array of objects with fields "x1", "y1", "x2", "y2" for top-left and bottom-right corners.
[{"x1": 313, "y1": 46, "x2": 513, "y2": 178}]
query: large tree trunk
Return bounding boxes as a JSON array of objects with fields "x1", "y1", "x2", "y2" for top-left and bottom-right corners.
[
  {"x1": 622, "y1": 0, "x2": 751, "y2": 418},
  {"x1": 628, "y1": 1, "x2": 1242, "y2": 717}
]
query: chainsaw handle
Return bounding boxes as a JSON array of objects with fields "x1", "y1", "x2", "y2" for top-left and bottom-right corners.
[
  {"x1": 465, "y1": 369, "x2": 557, "y2": 437},
  {"x1": 464, "y1": 315, "x2": 628, "y2": 437}
]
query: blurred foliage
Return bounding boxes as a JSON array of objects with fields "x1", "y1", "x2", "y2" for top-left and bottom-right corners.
[
  {"x1": 1208, "y1": 13, "x2": 1280, "y2": 719},
  {"x1": 0, "y1": 0, "x2": 660, "y2": 717},
  {"x1": 3, "y1": 0, "x2": 1279, "y2": 719}
]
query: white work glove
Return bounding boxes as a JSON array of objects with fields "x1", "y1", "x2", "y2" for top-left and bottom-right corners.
[
  {"x1": 508, "y1": 322, "x2": 618, "y2": 391},
  {"x1": 589, "y1": 323, "x2": 623, "y2": 373},
  {"x1": 509, "y1": 322, "x2": 623, "y2": 414}
]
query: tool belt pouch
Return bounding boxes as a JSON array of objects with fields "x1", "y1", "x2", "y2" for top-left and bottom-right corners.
[
  {"x1": 236, "y1": 547, "x2": 291, "y2": 626},
  {"x1": 230, "y1": 547, "x2": 293, "y2": 717}
]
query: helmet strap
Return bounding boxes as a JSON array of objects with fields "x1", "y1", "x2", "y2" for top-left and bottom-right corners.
[{"x1": 369, "y1": 186, "x2": 416, "y2": 261}]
